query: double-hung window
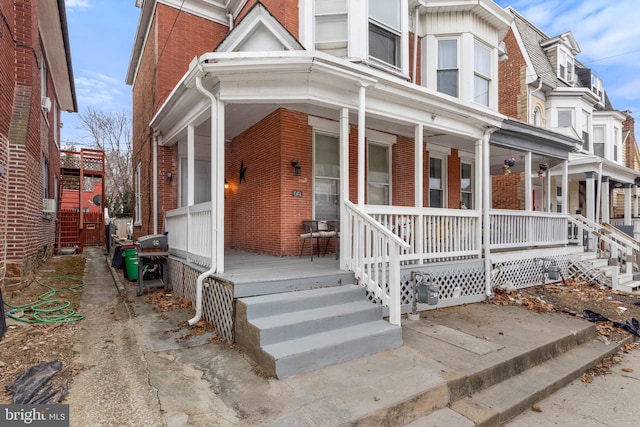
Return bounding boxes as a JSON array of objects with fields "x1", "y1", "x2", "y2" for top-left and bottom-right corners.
[
  {"x1": 368, "y1": 0, "x2": 401, "y2": 68},
  {"x1": 614, "y1": 127, "x2": 620, "y2": 162},
  {"x1": 581, "y1": 110, "x2": 590, "y2": 150},
  {"x1": 437, "y1": 39, "x2": 458, "y2": 97},
  {"x1": 314, "y1": 133, "x2": 340, "y2": 220},
  {"x1": 593, "y1": 126, "x2": 605, "y2": 157},
  {"x1": 367, "y1": 143, "x2": 390, "y2": 205},
  {"x1": 474, "y1": 42, "x2": 491, "y2": 106},
  {"x1": 461, "y1": 162, "x2": 473, "y2": 209},
  {"x1": 429, "y1": 155, "x2": 446, "y2": 208},
  {"x1": 558, "y1": 47, "x2": 574, "y2": 82},
  {"x1": 558, "y1": 109, "x2": 572, "y2": 128},
  {"x1": 315, "y1": 0, "x2": 348, "y2": 57}
]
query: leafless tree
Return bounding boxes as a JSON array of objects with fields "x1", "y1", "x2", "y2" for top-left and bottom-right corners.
[{"x1": 76, "y1": 108, "x2": 133, "y2": 217}]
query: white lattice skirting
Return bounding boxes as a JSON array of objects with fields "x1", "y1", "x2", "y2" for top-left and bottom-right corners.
[
  {"x1": 168, "y1": 258, "x2": 235, "y2": 344},
  {"x1": 490, "y1": 248, "x2": 573, "y2": 290}
]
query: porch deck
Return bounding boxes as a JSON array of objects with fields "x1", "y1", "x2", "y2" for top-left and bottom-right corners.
[{"x1": 213, "y1": 250, "x2": 353, "y2": 298}]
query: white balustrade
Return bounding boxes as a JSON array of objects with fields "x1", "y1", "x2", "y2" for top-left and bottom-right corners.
[
  {"x1": 489, "y1": 210, "x2": 568, "y2": 249},
  {"x1": 165, "y1": 202, "x2": 213, "y2": 267}
]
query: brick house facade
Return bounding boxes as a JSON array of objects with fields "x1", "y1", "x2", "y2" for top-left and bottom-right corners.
[{"x1": 0, "y1": 0, "x2": 76, "y2": 291}]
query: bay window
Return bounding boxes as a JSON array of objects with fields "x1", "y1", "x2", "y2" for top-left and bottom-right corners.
[
  {"x1": 593, "y1": 126, "x2": 604, "y2": 157},
  {"x1": 474, "y1": 42, "x2": 491, "y2": 106},
  {"x1": 315, "y1": 0, "x2": 348, "y2": 56},
  {"x1": 437, "y1": 39, "x2": 458, "y2": 97},
  {"x1": 368, "y1": 0, "x2": 401, "y2": 68}
]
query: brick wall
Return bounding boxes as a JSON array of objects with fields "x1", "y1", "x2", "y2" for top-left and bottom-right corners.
[
  {"x1": 498, "y1": 28, "x2": 528, "y2": 122},
  {"x1": 492, "y1": 173, "x2": 525, "y2": 210},
  {"x1": 237, "y1": 0, "x2": 299, "y2": 37}
]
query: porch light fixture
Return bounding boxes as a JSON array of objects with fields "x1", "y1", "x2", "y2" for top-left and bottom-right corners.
[
  {"x1": 503, "y1": 157, "x2": 515, "y2": 174},
  {"x1": 224, "y1": 179, "x2": 229, "y2": 190},
  {"x1": 291, "y1": 160, "x2": 301, "y2": 176},
  {"x1": 165, "y1": 172, "x2": 172, "y2": 181}
]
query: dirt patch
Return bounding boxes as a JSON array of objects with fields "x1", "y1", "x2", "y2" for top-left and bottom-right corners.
[{"x1": 0, "y1": 254, "x2": 86, "y2": 404}]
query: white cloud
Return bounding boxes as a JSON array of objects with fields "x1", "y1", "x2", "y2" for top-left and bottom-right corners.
[
  {"x1": 65, "y1": 0, "x2": 91, "y2": 9},
  {"x1": 74, "y1": 72, "x2": 126, "y2": 109}
]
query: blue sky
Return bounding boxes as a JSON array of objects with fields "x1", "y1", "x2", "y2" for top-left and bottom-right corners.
[{"x1": 61, "y1": 0, "x2": 640, "y2": 145}]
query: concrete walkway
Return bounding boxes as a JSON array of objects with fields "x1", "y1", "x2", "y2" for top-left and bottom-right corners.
[{"x1": 66, "y1": 248, "x2": 640, "y2": 426}]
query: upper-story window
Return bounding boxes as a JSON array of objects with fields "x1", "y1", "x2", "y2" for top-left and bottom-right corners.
[
  {"x1": 591, "y1": 74, "x2": 603, "y2": 99},
  {"x1": 368, "y1": 0, "x2": 401, "y2": 68},
  {"x1": 533, "y1": 107, "x2": 542, "y2": 126},
  {"x1": 593, "y1": 125, "x2": 605, "y2": 157},
  {"x1": 315, "y1": 0, "x2": 348, "y2": 57},
  {"x1": 557, "y1": 47, "x2": 574, "y2": 83},
  {"x1": 437, "y1": 39, "x2": 458, "y2": 97},
  {"x1": 474, "y1": 42, "x2": 491, "y2": 106},
  {"x1": 581, "y1": 110, "x2": 590, "y2": 150},
  {"x1": 614, "y1": 127, "x2": 620, "y2": 162},
  {"x1": 558, "y1": 109, "x2": 572, "y2": 128}
]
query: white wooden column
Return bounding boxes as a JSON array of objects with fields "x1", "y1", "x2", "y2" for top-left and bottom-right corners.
[
  {"x1": 357, "y1": 84, "x2": 366, "y2": 207},
  {"x1": 482, "y1": 131, "x2": 491, "y2": 296},
  {"x1": 414, "y1": 124, "x2": 424, "y2": 261},
  {"x1": 187, "y1": 124, "x2": 195, "y2": 261},
  {"x1": 213, "y1": 98, "x2": 225, "y2": 273},
  {"x1": 561, "y1": 160, "x2": 568, "y2": 214},
  {"x1": 601, "y1": 176, "x2": 610, "y2": 224},
  {"x1": 586, "y1": 171, "x2": 596, "y2": 250},
  {"x1": 545, "y1": 168, "x2": 551, "y2": 211},
  {"x1": 475, "y1": 138, "x2": 483, "y2": 258},
  {"x1": 524, "y1": 152, "x2": 532, "y2": 211},
  {"x1": 624, "y1": 183, "x2": 632, "y2": 225},
  {"x1": 339, "y1": 108, "x2": 350, "y2": 270}
]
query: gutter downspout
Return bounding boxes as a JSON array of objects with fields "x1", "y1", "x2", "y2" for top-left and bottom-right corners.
[
  {"x1": 483, "y1": 127, "x2": 497, "y2": 297},
  {"x1": 595, "y1": 161, "x2": 603, "y2": 224},
  {"x1": 227, "y1": 12, "x2": 234, "y2": 30},
  {"x1": 188, "y1": 73, "x2": 218, "y2": 326},
  {"x1": 153, "y1": 131, "x2": 158, "y2": 234},
  {"x1": 528, "y1": 77, "x2": 542, "y2": 122}
]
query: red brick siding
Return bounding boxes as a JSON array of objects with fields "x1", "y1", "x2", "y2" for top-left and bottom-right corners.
[
  {"x1": 237, "y1": 0, "x2": 299, "y2": 38},
  {"x1": 448, "y1": 149, "x2": 461, "y2": 209},
  {"x1": 498, "y1": 28, "x2": 528, "y2": 121},
  {"x1": 492, "y1": 173, "x2": 525, "y2": 210}
]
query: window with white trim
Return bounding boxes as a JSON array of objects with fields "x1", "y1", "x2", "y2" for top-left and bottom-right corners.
[
  {"x1": 581, "y1": 110, "x2": 590, "y2": 150},
  {"x1": 314, "y1": 133, "x2": 340, "y2": 220},
  {"x1": 557, "y1": 47, "x2": 574, "y2": 82},
  {"x1": 315, "y1": 0, "x2": 348, "y2": 57},
  {"x1": 593, "y1": 125, "x2": 605, "y2": 157},
  {"x1": 474, "y1": 42, "x2": 491, "y2": 106},
  {"x1": 461, "y1": 161, "x2": 473, "y2": 209},
  {"x1": 614, "y1": 127, "x2": 620, "y2": 162},
  {"x1": 367, "y1": 142, "x2": 390, "y2": 205},
  {"x1": 558, "y1": 109, "x2": 572, "y2": 127},
  {"x1": 135, "y1": 163, "x2": 142, "y2": 225},
  {"x1": 437, "y1": 39, "x2": 458, "y2": 97},
  {"x1": 429, "y1": 154, "x2": 447, "y2": 208},
  {"x1": 368, "y1": 0, "x2": 401, "y2": 68}
]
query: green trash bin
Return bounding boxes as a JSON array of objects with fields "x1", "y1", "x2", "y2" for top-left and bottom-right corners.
[{"x1": 122, "y1": 248, "x2": 139, "y2": 281}]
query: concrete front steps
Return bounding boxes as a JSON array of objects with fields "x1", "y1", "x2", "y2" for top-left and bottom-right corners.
[
  {"x1": 403, "y1": 305, "x2": 633, "y2": 427},
  {"x1": 235, "y1": 285, "x2": 402, "y2": 379}
]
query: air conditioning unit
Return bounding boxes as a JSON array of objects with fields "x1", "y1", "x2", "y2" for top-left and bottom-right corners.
[
  {"x1": 43, "y1": 198, "x2": 56, "y2": 212},
  {"x1": 41, "y1": 96, "x2": 51, "y2": 113}
]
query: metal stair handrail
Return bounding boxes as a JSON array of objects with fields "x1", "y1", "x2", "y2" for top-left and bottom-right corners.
[{"x1": 344, "y1": 200, "x2": 411, "y2": 326}]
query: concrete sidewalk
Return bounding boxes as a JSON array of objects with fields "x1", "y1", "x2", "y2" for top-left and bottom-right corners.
[{"x1": 67, "y1": 247, "x2": 640, "y2": 426}]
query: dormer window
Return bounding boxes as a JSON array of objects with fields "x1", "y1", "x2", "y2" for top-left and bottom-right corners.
[
  {"x1": 557, "y1": 47, "x2": 574, "y2": 83},
  {"x1": 315, "y1": 0, "x2": 348, "y2": 57},
  {"x1": 368, "y1": 0, "x2": 401, "y2": 68}
]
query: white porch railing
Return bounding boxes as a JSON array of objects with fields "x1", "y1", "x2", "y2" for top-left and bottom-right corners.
[
  {"x1": 345, "y1": 201, "x2": 410, "y2": 326},
  {"x1": 365, "y1": 206, "x2": 482, "y2": 263},
  {"x1": 489, "y1": 210, "x2": 569, "y2": 249},
  {"x1": 164, "y1": 202, "x2": 213, "y2": 267}
]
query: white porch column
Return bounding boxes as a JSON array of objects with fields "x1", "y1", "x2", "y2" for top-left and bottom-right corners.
[
  {"x1": 545, "y1": 168, "x2": 551, "y2": 212},
  {"x1": 187, "y1": 124, "x2": 195, "y2": 260},
  {"x1": 635, "y1": 185, "x2": 639, "y2": 218},
  {"x1": 213, "y1": 97, "x2": 225, "y2": 272},
  {"x1": 339, "y1": 108, "x2": 350, "y2": 270},
  {"x1": 482, "y1": 130, "x2": 492, "y2": 297},
  {"x1": 561, "y1": 160, "x2": 568, "y2": 214},
  {"x1": 585, "y1": 171, "x2": 596, "y2": 251},
  {"x1": 187, "y1": 125, "x2": 195, "y2": 206},
  {"x1": 475, "y1": 137, "x2": 483, "y2": 258},
  {"x1": 357, "y1": 84, "x2": 366, "y2": 207},
  {"x1": 414, "y1": 124, "x2": 424, "y2": 261},
  {"x1": 601, "y1": 176, "x2": 610, "y2": 224},
  {"x1": 624, "y1": 183, "x2": 632, "y2": 225},
  {"x1": 524, "y1": 152, "x2": 532, "y2": 211}
]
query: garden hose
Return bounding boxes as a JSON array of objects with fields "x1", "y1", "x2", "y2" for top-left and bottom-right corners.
[{"x1": 3, "y1": 276, "x2": 85, "y2": 323}]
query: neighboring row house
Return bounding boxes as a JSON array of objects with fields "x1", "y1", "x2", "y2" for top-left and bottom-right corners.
[
  {"x1": 0, "y1": 0, "x2": 77, "y2": 291},
  {"x1": 127, "y1": 0, "x2": 640, "y2": 377}
]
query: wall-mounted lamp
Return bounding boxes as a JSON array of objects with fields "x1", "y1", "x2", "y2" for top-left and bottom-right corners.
[
  {"x1": 165, "y1": 172, "x2": 172, "y2": 182},
  {"x1": 224, "y1": 179, "x2": 229, "y2": 190},
  {"x1": 291, "y1": 160, "x2": 301, "y2": 176}
]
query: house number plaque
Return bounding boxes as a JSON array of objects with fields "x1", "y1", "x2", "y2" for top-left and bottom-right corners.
[{"x1": 292, "y1": 190, "x2": 302, "y2": 197}]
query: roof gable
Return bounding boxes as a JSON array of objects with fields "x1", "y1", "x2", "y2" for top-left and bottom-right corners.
[{"x1": 216, "y1": 2, "x2": 303, "y2": 52}]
